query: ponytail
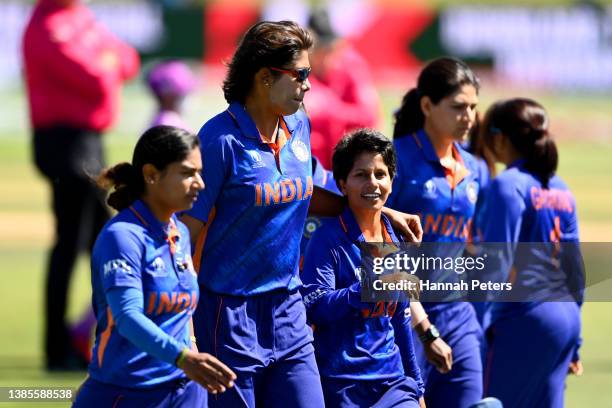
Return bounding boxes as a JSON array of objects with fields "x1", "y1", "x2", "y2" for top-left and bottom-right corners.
[
  {"x1": 393, "y1": 88, "x2": 424, "y2": 139},
  {"x1": 97, "y1": 162, "x2": 144, "y2": 211},
  {"x1": 524, "y1": 132, "x2": 558, "y2": 188},
  {"x1": 97, "y1": 126, "x2": 200, "y2": 212},
  {"x1": 483, "y1": 98, "x2": 558, "y2": 187}
]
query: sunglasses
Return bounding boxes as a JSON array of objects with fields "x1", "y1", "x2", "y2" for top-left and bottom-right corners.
[{"x1": 269, "y1": 67, "x2": 311, "y2": 82}]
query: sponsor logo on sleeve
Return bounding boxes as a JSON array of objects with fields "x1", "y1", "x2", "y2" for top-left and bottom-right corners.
[{"x1": 103, "y1": 259, "x2": 132, "y2": 277}]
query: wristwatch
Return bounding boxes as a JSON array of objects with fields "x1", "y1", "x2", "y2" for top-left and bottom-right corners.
[{"x1": 418, "y1": 324, "x2": 440, "y2": 343}]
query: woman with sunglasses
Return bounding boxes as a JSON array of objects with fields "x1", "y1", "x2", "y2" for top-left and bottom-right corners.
[
  {"x1": 479, "y1": 98, "x2": 583, "y2": 408},
  {"x1": 73, "y1": 126, "x2": 236, "y2": 407},
  {"x1": 180, "y1": 20, "x2": 422, "y2": 407}
]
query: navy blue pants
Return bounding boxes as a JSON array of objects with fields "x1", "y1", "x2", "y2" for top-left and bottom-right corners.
[
  {"x1": 72, "y1": 377, "x2": 205, "y2": 407},
  {"x1": 194, "y1": 286, "x2": 324, "y2": 408},
  {"x1": 414, "y1": 302, "x2": 483, "y2": 408},
  {"x1": 484, "y1": 302, "x2": 580, "y2": 408},
  {"x1": 322, "y1": 376, "x2": 420, "y2": 408}
]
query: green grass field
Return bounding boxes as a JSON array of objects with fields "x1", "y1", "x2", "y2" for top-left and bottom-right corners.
[{"x1": 0, "y1": 83, "x2": 610, "y2": 407}]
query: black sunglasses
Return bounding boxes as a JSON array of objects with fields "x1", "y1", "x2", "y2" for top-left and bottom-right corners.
[{"x1": 269, "y1": 67, "x2": 311, "y2": 82}]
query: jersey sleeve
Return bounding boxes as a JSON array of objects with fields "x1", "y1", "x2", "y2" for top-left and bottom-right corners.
[
  {"x1": 300, "y1": 229, "x2": 364, "y2": 325},
  {"x1": 107, "y1": 287, "x2": 184, "y2": 365},
  {"x1": 186, "y1": 131, "x2": 232, "y2": 223},
  {"x1": 96, "y1": 228, "x2": 143, "y2": 291},
  {"x1": 391, "y1": 303, "x2": 425, "y2": 397}
]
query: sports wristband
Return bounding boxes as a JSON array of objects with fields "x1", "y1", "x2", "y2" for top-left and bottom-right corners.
[{"x1": 176, "y1": 347, "x2": 189, "y2": 367}]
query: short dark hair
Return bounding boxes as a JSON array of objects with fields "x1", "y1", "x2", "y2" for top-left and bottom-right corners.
[
  {"x1": 98, "y1": 126, "x2": 200, "y2": 211},
  {"x1": 222, "y1": 20, "x2": 313, "y2": 104},
  {"x1": 332, "y1": 128, "x2": 396, "y2": 188},
  {"x1": 393, "y1": 57, "x2": 480, "y2": 138},
  {"x1": 482, "y1": 98, "x2": 558, "y2": 186}
]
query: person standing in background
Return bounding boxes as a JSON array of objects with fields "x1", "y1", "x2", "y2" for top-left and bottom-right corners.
[
  {"x1": 22, "y1": 0, "x2": 140, "y2": 370},
  {"x1": 145, "y1": 60, "x2": 196, "y2": 131},
  {"x1": 305, "y1": 8, "x2": 381, "y2": 169}
]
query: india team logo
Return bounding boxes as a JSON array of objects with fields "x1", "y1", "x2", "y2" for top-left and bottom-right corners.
[
  {"x1": 423, "y1": 179, "x2": 437, "y2": 198},
  {"x1": 466, "y1": 181, "x2": 479, "y2": 204},
  {"x1": 291, "y1": 140, "x2": 309, "y2": 162}
]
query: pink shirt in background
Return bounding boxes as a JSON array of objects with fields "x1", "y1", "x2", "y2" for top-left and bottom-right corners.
[
  {"x1": 22, "y1": 0, "x2": 140, "y2": 132},
  {"x1": 305, "y1": 43, "x2": 381, "y2": 168}
]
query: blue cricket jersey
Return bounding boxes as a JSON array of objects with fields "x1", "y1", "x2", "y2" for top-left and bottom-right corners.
[
  {"x1": 186, "y1": 102, "x2": 313, "y2": 296},
  {"x1": 387, "y1": 129, "x2": 485, "y2": 244},
  {"x1": 301, "y1": 207, "x2": 425, "y2": 396},
  {"x1": 89, "y1": 200, "x2": 198, "y2": 387},
  {"x1": 387, "y1": 129, "x2": 487, "y2": 308},
  {"x1": 480, "y1": 160, "x2": 583, "y2": 325}
]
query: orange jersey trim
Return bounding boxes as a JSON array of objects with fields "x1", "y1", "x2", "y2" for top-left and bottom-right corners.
[
  {"x1": 441, "y1": 145, "x2": 470, "y2": 189},
  {"x1": 97, "y1": 306, "x2": 115, "y2": 367}
]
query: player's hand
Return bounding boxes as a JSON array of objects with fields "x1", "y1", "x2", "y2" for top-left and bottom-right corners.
[
  {"x1": 382, "y1": 208, "x2": 423, "y2": 243},
  {"x1": 568, "y1": 359, "x2": 583, "y2": 376},
  {"x1": 425, "y1": 338, "x2": 453, "y2": 374},
  {"x1": 178, "y1": 350, "x2": 237, "y2": 394},
  {"x1": 419, "y1": 396, "x2": 427, "y2": 408}
]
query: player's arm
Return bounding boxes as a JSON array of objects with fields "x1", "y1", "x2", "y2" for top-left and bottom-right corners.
[
  {"x1": 301, "y1": 231, "x2": 366, "y2": 324},
  {"x1": 410, "y1": 301, "x2": 452, "y2": 373},
  {"x1": 181, "y1": 214, "x2": 206, "y2": 248},
  {"x1": 182, "y1": 132, "x2": 231, "y2": 247},
  {"x1": 391, "y1": 303, "x2": 426, "y2": 398}
]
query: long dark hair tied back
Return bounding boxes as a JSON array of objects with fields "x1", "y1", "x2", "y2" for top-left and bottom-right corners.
[
  {"x1": 97, "y1": 126, "x2": 199, "y2": 211},
  {"x1": 393, "y1": 57, "x2": 480, "y2": 139},
  {"x1": 486, "y1": 98, "x2": 558, "y2": 187}
]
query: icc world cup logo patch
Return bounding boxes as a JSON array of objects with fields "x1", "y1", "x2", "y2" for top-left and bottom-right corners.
[{"x1": 291, "y1": 140, "x2": 309, "y2": 162}]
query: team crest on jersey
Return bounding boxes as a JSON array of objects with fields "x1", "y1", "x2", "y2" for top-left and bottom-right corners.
[
  {"x1": 466, "y1": 181, "x2": 479, "y2": 204},
  {"x1": 247, "y1": 150, "x2": 265, "y2": 168},
  {"x1": 354, "y1": 266, "x2": 363, "y2": 280},
  {"x1": 291, "y1": 140, "x2": 309, "y2": 162},
  {"x1": 303, "y1": 217, "x2": 322, "y2": 239},
  {"x1": 423, "y1": 179, "x2": 437, "y2": 198}
]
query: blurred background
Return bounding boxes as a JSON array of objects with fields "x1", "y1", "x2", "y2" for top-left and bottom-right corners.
[{"x1": 1, "y1": 0, "x2": 611, "y2": 406}]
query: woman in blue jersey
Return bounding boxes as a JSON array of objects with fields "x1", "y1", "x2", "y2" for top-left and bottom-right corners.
[
  {"x1": 301, "y1": 129, "x2": 426, "y2": 408},
  {"x1": 386, "y1": 57, "x2": 486, "y2": 408},
  {"x1": 479, "y1": 98, "x2": 583, "y2": 408},
  {"x1": 73, "y1": 126, "x2": 236, "y2": 407},
  {"x1": 180, "y1": 20, "x2": 422, "y2": 408}
]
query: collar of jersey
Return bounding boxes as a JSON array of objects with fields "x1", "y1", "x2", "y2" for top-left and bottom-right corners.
[
  {"x1": 129, "y1": 199, "x2": 179, "y2": 242},
  {"x1": 227, "y1": 102, "x2": 299, "y2": 140},
  {"x1": 338, "y1": 206, "x2": 398, "y2": 244}
]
